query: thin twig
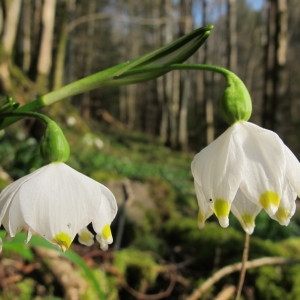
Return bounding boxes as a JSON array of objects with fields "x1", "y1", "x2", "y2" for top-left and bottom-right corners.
[
  {"x1": 120, "y1": 271, "x2": 177, "y2": 300},
  {"x1": 186, "y1": 256, "x2": 297, "y2": 300},
  {"x1": 215, "y1": 285, "x2": 236, "y2": 300},
  {"x1": 235, "y1": 233, "x2": 250, "y2": 300}
]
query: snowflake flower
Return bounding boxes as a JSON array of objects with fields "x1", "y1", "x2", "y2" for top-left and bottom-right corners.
[
  {"x1": 0, "y1": 162, "x2": 117, "y2": 251},
  {"x1": 191, "y1": 121, "x2": 300, "y2": 234}
]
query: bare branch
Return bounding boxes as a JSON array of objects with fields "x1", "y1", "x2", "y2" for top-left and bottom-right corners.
[{"x1": 187, "y1": 257, "x2": 297, "y2": 300}]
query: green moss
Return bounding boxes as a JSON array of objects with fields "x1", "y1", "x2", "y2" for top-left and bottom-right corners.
[
  {"x1": 80, "y1": 268, "x2": 118, "y2": 300},
  {"x1": 16, "y1": 278, "x2": 35, "y2": 300},
  {"x1": 114, "y1": 248, "x2": 161, "y2": 292},
  {"x1": 255, "y1": 266, "x2": 286, "y2": 299}
]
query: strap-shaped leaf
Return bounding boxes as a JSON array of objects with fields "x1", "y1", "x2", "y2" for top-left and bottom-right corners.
[
  {"x1": 0, "y1": 25, "x2": 213, "y2": 129},
  {"x1": 41, "y1": 25, "x2": 213, "y2": 104}
]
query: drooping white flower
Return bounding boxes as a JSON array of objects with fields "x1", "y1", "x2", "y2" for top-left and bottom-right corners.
[
  {"x1": 191, "y1": 121, "x2": 300, "y2": 234},
  {"x1": 0, "y1": 162, "x2": 118, "y2": 251}
]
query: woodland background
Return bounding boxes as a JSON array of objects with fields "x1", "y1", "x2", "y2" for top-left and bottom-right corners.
[{"x1": 1, "y1": 0, "x2": 300, "y2": 299}]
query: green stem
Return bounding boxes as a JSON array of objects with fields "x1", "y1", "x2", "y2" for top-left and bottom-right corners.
[
  {"x1": 37, "y1": 63, "x2": 229, "y2": 107},
  {"x1": 0, "y1": 62, "x2": 249, "y2": 129},
  {"x1": 120, "y1": 63, "x2": 252, "y2": 124},
  {"x1": 2, "y1": 111, "x2": 70, "y2": 163},
  {"x1": 1, "y1": 111, "x2": 54, "y2": 125},
  {"x1": 119, "y1": 63, "x2": 242, "y2": 85}
]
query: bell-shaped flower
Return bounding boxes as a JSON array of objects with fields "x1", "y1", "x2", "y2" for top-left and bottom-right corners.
[
  {"x1": 0, "y1": 162, "x2": 118, "y2": 251},
  {"x1": 191, "y1": 121, "x2": 300, "y2": 234}
]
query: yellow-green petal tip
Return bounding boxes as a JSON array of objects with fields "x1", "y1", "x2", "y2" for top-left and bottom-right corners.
[{"x1": 53, "y1": 232, "x2": 72, "y2": 251}]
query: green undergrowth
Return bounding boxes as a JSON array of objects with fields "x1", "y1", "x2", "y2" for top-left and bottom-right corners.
[{"x1": 2, "y1": 116, "x2": 300, "y2": 299}]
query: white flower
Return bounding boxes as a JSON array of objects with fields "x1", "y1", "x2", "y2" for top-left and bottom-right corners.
[
  {"x1": 191, "y1": 121, "x2": 300, "y2": 234},
  {"x1": 0, "y1": 162, "x2": 118, "y2": 251}
]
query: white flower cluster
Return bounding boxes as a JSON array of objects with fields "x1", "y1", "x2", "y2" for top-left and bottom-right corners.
[
  {"x1": 0, "y1": 163, "x2": 117, "y2": 251},
  {"x1": 191, "y1": 121, "x2": 300, "y2": 234}
]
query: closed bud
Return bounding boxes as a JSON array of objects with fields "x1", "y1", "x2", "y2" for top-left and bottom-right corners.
[
  {"x1": 220, "y1": 72, "x2": 252, "y2": 125},
  {"x1": 40, "y1": 121, "x2": 70, "y2": 163}
]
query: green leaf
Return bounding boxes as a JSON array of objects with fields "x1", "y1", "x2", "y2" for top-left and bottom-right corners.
[
  {"x1": 62, "y1": 250, "x2": 106, "y2": 300},
  {"x1": 28, "y1": 235, "x2": 106, "y2": 300},
  {"x1": 0, "y1": 230, "x2": 34, "y2": 261},
  {"x1": 39, "y1": 25, "x2": 213, "y2": 105},
  {"x1": 0, "y1": 25, "x2": 213, "y2": 128},
  {"x1": 45, "y1": 25, "x2": 213, "y2": 100},
  {"x1": 111, "y1": 24, "x2": 213, "y2": 80}
]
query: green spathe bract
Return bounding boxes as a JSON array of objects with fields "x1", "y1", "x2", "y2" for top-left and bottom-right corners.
[
  {"x1": 123, "y1": 63, "x2": 253, "y2": 125},
  {"x1": 40, "y1": 121, "x2": 70, "y2": 163},
  {"x1": 220, "y1": 71, "x2": 252, "y2": 125},
  {"x1": 0, "y1": 25, "x2": 213, "y2": 130}
]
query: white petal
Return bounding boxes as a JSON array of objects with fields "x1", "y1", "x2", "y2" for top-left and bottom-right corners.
[
  {"x1": 92, "y1": 185, "x2": 117, "y2": 249},
  {"x1": 238, "y1": 122, "x2": 286, "y2": 215},
  {"x1": 191, "y1": 124, "x2": 243, "y2": 205},
  {"x1": 193, "y1": 180, "x2": 213, "y2": 228},
  {"x1": 272, "y1": 182, "x2": 297, "y2": 226},
  {"x1": 6, "y1": 192, "x2": 27, "y2": 236},
  {"x1": 0, "y1": 168, "x2": 43, "y2": 241},
  {"x1": 96, "y1": 234, "x2": 109, "y2": 251},
  {"x1": 231, "y1": 189, "x2": 261, "y2": 234},
  {"x1": 0, "y1": 167, "x2": 44, "y2": 224},
  {"x1": 218, "y1": 217, "x2": 229, "y2": 228},
  {"x1": 284, "y1": 145, "x2": 300, "y2": 196},
  {"x1": 19, "y1": 163, "x2": 110, "y2": 248},
  {"x1": 78, "y1": 227, "x2": 94, "y2": 246}
]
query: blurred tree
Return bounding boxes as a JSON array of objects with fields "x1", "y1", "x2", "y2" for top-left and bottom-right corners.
[
  {"x1": 0, "y1": 0, "x2": 22, "y2": 92},
  {"x1": 36, "y1": 0, "x2": 57, "y2": 93},
  {"x1": 119, "y1": 0, "x2": 141, "y2": 129},
  {"x1": 178, "y1": 0, "x2": 193, "y2": 151},
  {"x1": 262, "y1": 0, "x2": 288, "y2": 130},
  {"x1": 226, "y1": 0, "x2": 238, "y2": 73},
  {"x1": 80, "y1": 0, "x2": 97, "y2": 120},
  {"x1": 202, "y1": 0, "x2": 215, "y2": 146},
  {"x1": 0, "y1": 0, "x2": 299, "y2": 153}
]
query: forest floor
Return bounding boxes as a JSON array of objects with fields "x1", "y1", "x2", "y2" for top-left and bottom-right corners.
[{"x1": 1, "y1": 118, "x2": 300, "y2": 300}]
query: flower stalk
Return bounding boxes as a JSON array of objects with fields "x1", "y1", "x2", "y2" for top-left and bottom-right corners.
[
  {"x1": 235, "y1": 233, "x2": 250, "y2": 300},
  {"x1": 0, "y1": 111, "x2": 70, "y2": 163},
  {"x1": 118, "y1": 63, "x2": 252, "y2": 124},
  {"x1": 0, "y1": 25, "x2": 213, "y2": 129}
]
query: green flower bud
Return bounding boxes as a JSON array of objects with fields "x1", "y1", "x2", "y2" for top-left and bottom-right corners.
[
  {"x1": 220, "y1": 72, "x2": 252, "y2": 125},
  {"x1": 40, "y1": 121, "x2": 70, "y2": 163}
]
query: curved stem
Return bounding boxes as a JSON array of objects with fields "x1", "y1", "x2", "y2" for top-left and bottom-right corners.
[
  {"x1": 1, "y1": 111, "x2": 54, "y2": 125},
  {"x1": 118, "y1": 63, "x2": 234, "y2": 80},
  {"x1": 0, "y1": 98, "x2": 46, "y2": 129},
  {"x1": 235, "y1": 233, "x2": 250, "y2": 300},
  {"x1": 0, "y1": 62, "x2": 247, "y2": 129}
]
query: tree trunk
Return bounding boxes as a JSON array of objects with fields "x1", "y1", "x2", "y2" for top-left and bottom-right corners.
[
  {"x1": 158, "y1": 0, "x2": 174, "y2": 146},
  {"x1": 53, "y1": 0, "x2": 74, "y2": 90},
  {"x1": 0, "y1": 0, "x2": 22, "y2": 93},
  {"x1": 178, "y1": 0, "x2": 193, "y2": 150},
  {"x1": 20, "y1": 0, "x2": 32, "y2": 73},
  {"x1": 119, "y1": 0, "x2": 141, "y2": 128},
  {"x1": 81, "y1": 0, "x2": 97, "y2": 120},
  {"x1": 36, "y1": 0, "x2": 57, "y2": 93},
  {"x1": 262, "y1": 0, "x2": 288, "y2": 130},
  {"x1": 226, "y1": 0, "x2": 238, "y2": 72},
  {"x1": 275, "y1": 0, "x2": 289, "y2": 138},
  {"x1": 202, "y1": 0, "x2": 215, "y2": 145}
]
